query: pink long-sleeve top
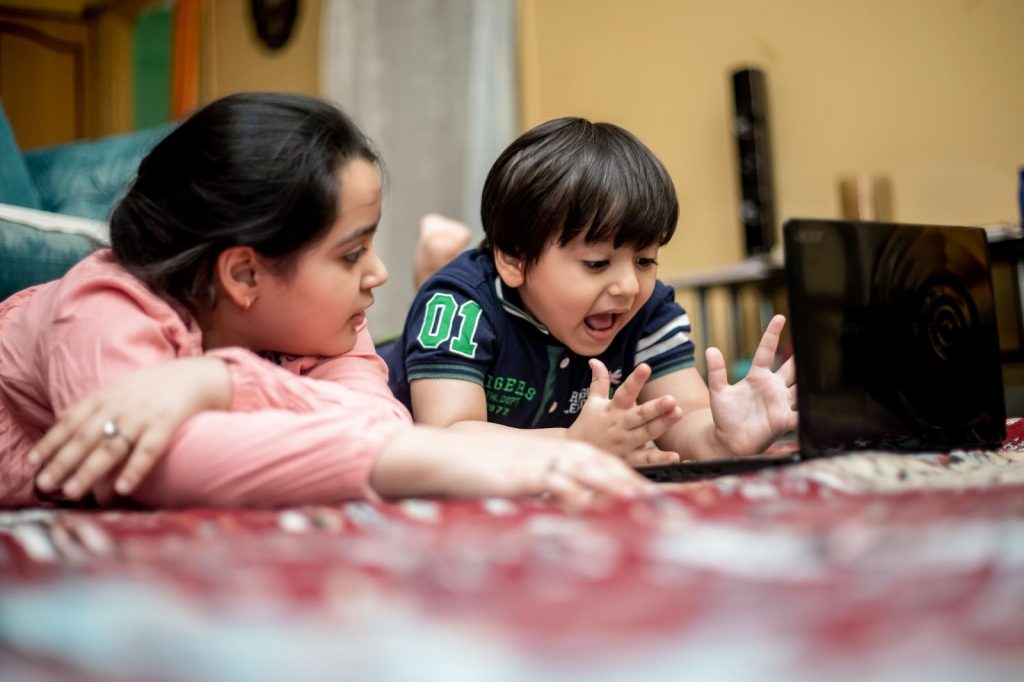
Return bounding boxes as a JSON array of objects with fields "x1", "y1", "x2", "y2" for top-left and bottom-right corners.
[{"x1": 0, "y1": 250, "x2": 412, "y2": 508}]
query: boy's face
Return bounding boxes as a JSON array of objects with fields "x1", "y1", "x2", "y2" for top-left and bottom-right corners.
[{"x1": 499, "y1": 236, "x2": 659, "y2": 356}]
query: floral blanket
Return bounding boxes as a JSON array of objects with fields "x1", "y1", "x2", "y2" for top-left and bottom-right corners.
[{"x1": 3, "y1": 423, "x2": 1024, "y2": 682}]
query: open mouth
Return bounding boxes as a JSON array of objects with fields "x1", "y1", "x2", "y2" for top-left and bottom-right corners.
[{"x1": 584, "y1": 312, "x2": 618, "y2": 333}]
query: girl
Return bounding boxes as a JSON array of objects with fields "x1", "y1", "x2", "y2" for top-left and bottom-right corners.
[{"x1": 0, "y1": 93, "x2": 648, "y2": 510}]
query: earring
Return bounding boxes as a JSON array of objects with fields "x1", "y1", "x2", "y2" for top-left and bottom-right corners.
[{"x1": 244, "y1": 297, "x2": 253, "y2": 311}]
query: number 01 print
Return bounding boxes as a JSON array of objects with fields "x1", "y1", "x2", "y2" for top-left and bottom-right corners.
[{"x1": 416, "y1": 293, "x2": 483, "y2": 358}]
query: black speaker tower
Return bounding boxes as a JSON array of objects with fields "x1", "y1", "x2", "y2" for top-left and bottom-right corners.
[{"x1": 731, "y1": 68, "x2": 776, "y2": 256}]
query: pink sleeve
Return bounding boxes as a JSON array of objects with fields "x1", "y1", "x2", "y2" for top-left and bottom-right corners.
[
  {"x1": 208, "y1": 326, "x2": 409, "y2": 419},
  {"x1": 45, "y1": 286, "x2": 192, "y2": 415},
  {"x1": 308, "y1": 325, "x2": 399, "y2": 404},
  {"x1": 131, "y1": 409, "x2": 406, "y2": 508},
  {"x1": 45, "y1": 282, "x2": 408, "y2": 508}
]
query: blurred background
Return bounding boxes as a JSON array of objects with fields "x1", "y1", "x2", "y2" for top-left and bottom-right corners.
[{"x1": 2, "y1": 0, "x2": 1023, "y2": 365}]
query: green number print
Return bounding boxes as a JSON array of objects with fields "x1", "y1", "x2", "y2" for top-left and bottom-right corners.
[{"x1": 416, "y1": 293, "x2": 483, "y2": 358}]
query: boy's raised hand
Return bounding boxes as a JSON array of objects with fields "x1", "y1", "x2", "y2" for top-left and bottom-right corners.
[
  {"x1": 567, "y1": 359, "x2": 683, "y2": 463},
  {"x1": 705, "y1": 314, "x2": 798, "y2": 455}
]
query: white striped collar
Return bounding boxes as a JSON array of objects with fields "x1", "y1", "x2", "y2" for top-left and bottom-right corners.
[{"x1": 493, "y1": 275, "x2": 550, "y2": 335}]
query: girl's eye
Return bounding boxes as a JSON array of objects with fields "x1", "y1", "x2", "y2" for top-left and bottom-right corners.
[
  {"x1": 343, "y1": 247, "x2": 368, "y2": 264},
  {"x1": 637, "y1": 257, "x2": 658, "y2": 269},
  {"x1": 583, "y1": 260, "x2": 609, "y2": 271}
]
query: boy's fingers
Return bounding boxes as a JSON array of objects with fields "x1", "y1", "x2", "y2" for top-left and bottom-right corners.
[
  {"x1": 776, "y1": 355, "x2": 796, "y2": 386},
  {"x1": 649, "y1": 449, "x2": 682, "y2": 465},
  {"x1": 705, "y1": 347, "x2": 729, "y2": 393},
  {"x1": 625, "y1": 396, "x2": 678, "y2": 430},
  {"x1": 623, "y1": 450, "x2": 647, "y2": 467},
  {"x1": 632, "y1": 405, "x2": 683, "y2": 443},
  {"x1": 611, "y1": 363, "x2": 651, "y2": 408},
  {"x1": 625, "y1": 446, "x2": 681, "y2": 467},
  {"x1": 587, "y1": 359, "x2": 611, "y2": 398},
  {"x1": 751, "y1": 315, "x2": 786, "y2": 369}
]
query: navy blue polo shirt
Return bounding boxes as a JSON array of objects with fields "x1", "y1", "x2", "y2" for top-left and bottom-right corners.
[{"x1": 381, "y1": 249, "x2": 695, "y2": 428}]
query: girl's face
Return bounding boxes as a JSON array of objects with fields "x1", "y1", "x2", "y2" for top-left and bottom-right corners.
[{"x1": 250, "y1": 158, "x2": 388, "y2": 357}]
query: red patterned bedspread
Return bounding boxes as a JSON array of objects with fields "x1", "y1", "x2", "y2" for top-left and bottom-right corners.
[{"x1": 3, "y1": 424, "x2": 1024, "y2": 682}]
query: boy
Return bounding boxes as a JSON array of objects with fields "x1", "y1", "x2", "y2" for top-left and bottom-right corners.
[{"x1": 382, "y1": 117, "x2": 796, "y2": 463}]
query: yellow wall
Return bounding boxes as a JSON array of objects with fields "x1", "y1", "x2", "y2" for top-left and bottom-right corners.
[
  {"x1": 519, "y1": 0, "x2": 1024, "y2": 275},
  {"x1": 204, "y1": 0, "x2": 320, "y2": 100}
]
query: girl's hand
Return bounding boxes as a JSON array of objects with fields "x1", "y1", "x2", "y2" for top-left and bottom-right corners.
[
  {"x1": 372, "y1": 427, "x2": 657, "y2": 512},
  {"x1": 567, "y1": 359, "x2": 683, "y2": 459},
  {"x1": 29, "y1": 357, "x2": 232, "y2": 500},
  {"x1": 706, "y1": 314, "x2": 798, "y2": 455}
]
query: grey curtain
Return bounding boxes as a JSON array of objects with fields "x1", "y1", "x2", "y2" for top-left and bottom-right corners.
[{"x1": 320, "y1": 0, "x2": 518, "y2": 336}]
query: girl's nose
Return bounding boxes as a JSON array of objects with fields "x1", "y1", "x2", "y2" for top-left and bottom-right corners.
[{"x1": 363, "y1": 250, "x2": 389, "y2": 289}]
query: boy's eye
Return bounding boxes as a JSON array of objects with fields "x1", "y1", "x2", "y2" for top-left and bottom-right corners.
[
  {"x1": 637, "y1": 257, "x2": 658, "y2": 268},
  {"x1": 583, "y1": 260, "x2": 609, "y2": 271}
]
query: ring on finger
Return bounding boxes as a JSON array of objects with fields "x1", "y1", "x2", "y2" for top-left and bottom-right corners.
[{"x1": 101, "y1": 418, "x2": 132, "y2": 445}]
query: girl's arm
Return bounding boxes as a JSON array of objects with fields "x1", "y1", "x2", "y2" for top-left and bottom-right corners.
[
  {"x1": 33, "y1": 352, "x2": 409, "y2": 508},
  {"x1": 30, "y1": 357, "x2": 232, "y2": 499},
  {"x1": 32, "y1": 332, "x2": 647, "y2": 509},
  {"x1": 371, "y1": 425, "x2": 652, "y2": 511},
  {"x1": 127, "y1": 405, "x2": 650, "y2": 509}
]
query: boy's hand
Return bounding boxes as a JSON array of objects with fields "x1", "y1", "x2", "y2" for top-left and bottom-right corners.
[
  {"x1": 28, "y1": 357, "x2": 231, "y2": 500},
  {"x1": 567, "y1": 359, "x2": 683, "y2": 460},
  {"x1": 706, "y1": 314, "x2": 798, "y2": 455},
  {"x1": 622, "y1": 443, "x2": 684, "y2": 467}
]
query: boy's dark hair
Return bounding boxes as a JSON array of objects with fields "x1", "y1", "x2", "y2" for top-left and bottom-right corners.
[
  {"x1": 110, "y1": 92, "x2": 379, "y2": 313},
  {"x1": 480, "y1": 117, "x2": 678, "y2": 269}
]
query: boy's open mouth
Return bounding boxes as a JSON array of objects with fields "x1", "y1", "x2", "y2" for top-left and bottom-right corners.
[{"x1": 584, "y1": 313, "x2": 618, "y2": 332}]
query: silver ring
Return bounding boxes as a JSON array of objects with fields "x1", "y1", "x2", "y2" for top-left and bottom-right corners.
[{"x1": 102, "y1": 419, "x2": 122, "y2": 440}]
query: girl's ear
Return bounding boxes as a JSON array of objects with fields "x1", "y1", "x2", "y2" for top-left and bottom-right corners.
[
  {"x1": 493, "y1": 247, "x2": 525, "y2": 288},
  {"x1": 214, "y1": 246, "x2": 261, "y2": 309}
]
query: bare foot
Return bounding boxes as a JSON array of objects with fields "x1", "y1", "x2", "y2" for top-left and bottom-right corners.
[{"x1": 414, "y1": 214, "x2": 472, "y2": 288}]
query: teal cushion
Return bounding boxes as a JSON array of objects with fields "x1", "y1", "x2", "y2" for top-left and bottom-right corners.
[
  {"x1": 24, "y1": 124, "x2": 173, "y2": 221},
  {"x1": 0, "y1": 217, "x2": 98, "y2": 301},
  {"x1": 0, "y1": 100, "x2": 42, "y2": 210}
]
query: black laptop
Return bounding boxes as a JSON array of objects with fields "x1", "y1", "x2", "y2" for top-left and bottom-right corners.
[{"x1": 638, "y1": 218, "x2": 1006, "y2": 483}]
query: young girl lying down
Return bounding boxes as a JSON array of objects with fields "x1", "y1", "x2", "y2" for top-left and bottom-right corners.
[{"x1": 0, "y1": 92, "x2": 648, "y2": 510}]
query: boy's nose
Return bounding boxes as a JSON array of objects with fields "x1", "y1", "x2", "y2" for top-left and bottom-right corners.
[{"x1": 609, "y1": 264, "x2": 640, "y2": 298}]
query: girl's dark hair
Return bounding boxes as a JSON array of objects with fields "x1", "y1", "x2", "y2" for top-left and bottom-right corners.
[
  {"x1": 480, "y1": 117, "x2": 678, "y2": 269},
  {"x1": 110, "y1": 92, "x2": 379, "y2": 313}
]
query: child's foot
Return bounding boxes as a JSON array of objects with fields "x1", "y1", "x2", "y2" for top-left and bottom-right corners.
[{"x1": 414, "y1": 214, "x2": 472, "y2": 288}]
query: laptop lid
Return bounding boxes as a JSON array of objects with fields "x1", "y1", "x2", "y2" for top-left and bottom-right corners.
[
  {"x1": 636, "y1": 218, "x2": 1006, "y2": 483},
  {"x1": 785, "y1": 219, "x2": 1005, "y2": 456}
]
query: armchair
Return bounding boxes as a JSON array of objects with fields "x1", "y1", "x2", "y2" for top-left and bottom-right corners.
[{"x1": 0, "y1": 99, "x2": 171, "y2": 299}]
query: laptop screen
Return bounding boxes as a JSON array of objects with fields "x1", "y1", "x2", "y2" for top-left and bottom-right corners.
[{"x1": 784, "y1": 219, "x2": 1005, "y2": 456}]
